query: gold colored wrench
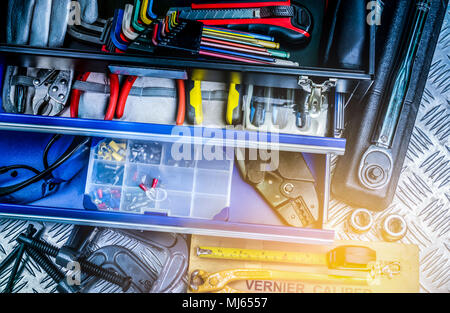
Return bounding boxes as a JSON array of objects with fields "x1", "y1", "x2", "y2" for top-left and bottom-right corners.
[{"x1": 189, "y1": 269, "x2": 369, "y2": 293}]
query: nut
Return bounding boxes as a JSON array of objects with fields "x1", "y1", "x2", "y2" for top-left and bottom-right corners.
[
  {"x1": 380, "y1": 214, "x2": 407, "y2": 242},
  {"x1": 348, "y1": 209, "x2": 373, "y2": 234}
]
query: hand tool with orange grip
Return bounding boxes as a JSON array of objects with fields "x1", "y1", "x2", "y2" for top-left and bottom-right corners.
[
  {"x1": 70, "y1": 73, "x2": 137, "y2": 121},
  {"x1": 176, "y1": 79, "x2": 186, "y2": 125}
]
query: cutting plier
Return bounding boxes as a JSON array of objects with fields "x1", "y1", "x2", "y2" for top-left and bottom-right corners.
[{"x1": 70, "y1": 72, "x2": 137, "y2": 120}]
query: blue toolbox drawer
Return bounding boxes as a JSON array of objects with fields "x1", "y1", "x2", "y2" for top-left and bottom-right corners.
[
  {"x1": 0, "y1": 131, "x2": 334, "y2": 244},
  {"x1": 0, "y1": 59, "x2": 347, "y2": 156}
]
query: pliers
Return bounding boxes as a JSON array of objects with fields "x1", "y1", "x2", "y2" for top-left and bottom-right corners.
[{"x1": 70, "y1": 72, "x2": 137, "y2": 120}]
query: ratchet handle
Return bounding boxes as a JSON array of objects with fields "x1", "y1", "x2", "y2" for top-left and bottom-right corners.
[{"x1": 372, "y1": 0, "x2": 430, "y2": 148}]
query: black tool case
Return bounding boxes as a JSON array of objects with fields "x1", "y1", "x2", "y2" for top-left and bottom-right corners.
[{"x1": 332, "y1": 0, "x2": 448, "y2": 211}]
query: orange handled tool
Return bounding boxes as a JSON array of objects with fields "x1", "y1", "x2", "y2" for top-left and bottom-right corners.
[
  {"x1": 176, "y1": 79, "x2": 186, "y2": 125},
  {"x1": 115, "y1": 75, "x2": 138, "y2": 119},
  {"x1": 70, "y1": 73, "x2": 138, "y2": 121},
  {"x1": 70, "y1": 72, "x2": 91, "y2": 118}
]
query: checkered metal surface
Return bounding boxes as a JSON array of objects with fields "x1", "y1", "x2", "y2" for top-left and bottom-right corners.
[
  {"x1": 0, "y1": 7, "x2": 448, "y2": 294},
  {"x1": 0, "y1": 222, "x2": 189, "y2": 293},
  {"x1": 328, "y1": 5, "x2": 450, "y2": 293}
]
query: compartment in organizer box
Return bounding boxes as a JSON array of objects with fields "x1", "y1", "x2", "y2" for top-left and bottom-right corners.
[{"x1": 84, "y1": 138, "x2": 234, "y2": 218}]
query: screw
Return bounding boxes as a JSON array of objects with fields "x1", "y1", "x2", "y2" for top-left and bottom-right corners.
[
  {"x1": 0, "y1": 246, "x2": 20, "y2": 274},
  {"x1": 3, "y1": 225, "x2": 36, "y2": 293},
  {"x1": 17, "y1": 235, "x2": 132, "y2": 291},
  {"x1": 283, "y1": 183, "x2": 294, "y2": 194},
  {"x1": 25, "y1": 246, "x2": 78, "y2": 293}
]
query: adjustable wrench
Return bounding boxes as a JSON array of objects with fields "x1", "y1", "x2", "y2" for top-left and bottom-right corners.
[{"x1": 189, "y1": 269, "x2": 370, "y2": 293}]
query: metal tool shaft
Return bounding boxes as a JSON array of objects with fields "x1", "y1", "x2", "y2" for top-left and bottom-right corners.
[
  {"x1": 358, "y1": 0, "x2": 431, "y2": 190},
  {"x1": 373, "y1": 0, "x2": 430, "y2": 148}
]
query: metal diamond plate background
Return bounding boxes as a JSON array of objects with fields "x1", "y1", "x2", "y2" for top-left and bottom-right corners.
[
  {"x1": 328, "y1": 5, "x2": 450, "y2": 293},
  {"x1": 0, "y1": 6, "x2": 448, "y2": 294},
  {"x1": 0, "y1": 221, "x2": 189, "y2": 293}
]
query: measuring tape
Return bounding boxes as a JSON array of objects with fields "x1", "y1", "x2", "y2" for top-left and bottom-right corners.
[
  {"x1": 198, "y1": 246, "x2": 327, "y2": 266},
  {"x1": 197, "y1": 245, "x2": 385, "y2": 271}
]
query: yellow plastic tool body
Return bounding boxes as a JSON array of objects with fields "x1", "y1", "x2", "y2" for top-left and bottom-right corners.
[
  {"x1": 189, "y1": 269, "x2": 368, "y2": 293},
  {"x1": 226, "y1": 83, "x2": 240, "y2": 125},
  {"x1": 189, "y1": 80, "x2": 203, "y2": 124}
]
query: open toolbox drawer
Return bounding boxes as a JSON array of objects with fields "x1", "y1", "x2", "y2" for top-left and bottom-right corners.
[
  {"x1": 0, "y1": 130, "x2": 334, "y2": 245},
  {"x1": 0, "y1": 0, "x2": 375, "y2": 155}
]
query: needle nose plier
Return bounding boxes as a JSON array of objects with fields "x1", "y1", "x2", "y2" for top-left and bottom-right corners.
[{"x1": 70, "y1": 72, "x2": 137, "y2": 120}]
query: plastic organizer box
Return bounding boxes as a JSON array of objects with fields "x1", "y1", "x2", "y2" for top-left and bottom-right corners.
[{"x1": 84, "y1": 138, "x2": 234, "y2": 219}]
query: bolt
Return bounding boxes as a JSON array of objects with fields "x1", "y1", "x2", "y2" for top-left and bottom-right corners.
[
  {"x1": 52, "y1": 86, "x2": 59, "y2": 92},
  {"x1": 33, "y1": 79, "x2": 40, "y2": 86},
  {"x1": 58, "y1": 94, "x2": 65, "y2": 100},
  {"x1": 368, "y1": 167, "x2": 383, "y2": 180},
  {"x1": 3, "y1": 225, "x2": 36, "y2": 293},
  {"x1": 25, "y1": 246, "x2": 78, "y2": 293},
  {"x1": 283, "y1": 183, "x2": 295, "y2": 194},
  {"x1": 0, "y1": 246, "x2": 20, "y2": 274},
  {"x1": 17, "y1": 235, "x2": 132, "y2": 291},
  {"x1": 60, "y1": 79, "x2": 67, "y2": 85}
]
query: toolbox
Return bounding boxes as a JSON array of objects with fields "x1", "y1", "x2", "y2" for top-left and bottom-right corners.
[
  {"x1": 0, "y1": 131, "x2": 334, "y2": 244},
  {"x1": 0, "y1": 0, "x2": 442, "y2": 245},
  {"x1": 0, "y1": 0, "x2": 376, "y2": 244}
]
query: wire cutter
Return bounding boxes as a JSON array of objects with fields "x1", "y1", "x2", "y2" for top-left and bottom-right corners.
[
  {"x1": 70, "y1": 72, "x2": 137, "y2": 120},
  {"x1": 236, "y1": 149, "x2": 320, "y2": 228}
]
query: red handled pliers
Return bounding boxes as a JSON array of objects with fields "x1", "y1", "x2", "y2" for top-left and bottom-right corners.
[{"x1": 70, "y1": 72, "x2": 137, "y2": 120}]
